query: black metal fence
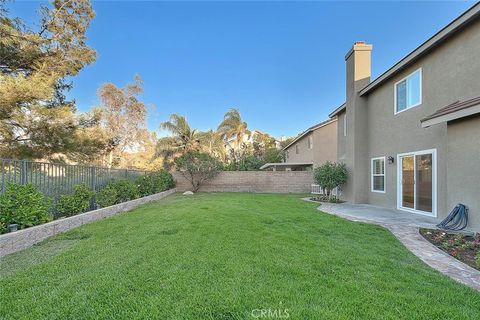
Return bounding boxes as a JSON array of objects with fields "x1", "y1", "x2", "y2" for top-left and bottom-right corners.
[{"x1": 0, "y1": 159, "x2": 149, "y2": 199}]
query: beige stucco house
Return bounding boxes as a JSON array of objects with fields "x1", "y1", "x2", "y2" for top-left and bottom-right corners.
[
  {"x1": 261, "y1": 118, "x2": 337, "y2": 171},
  {"x1": 328, "y1": 3, "x2": 480, "y2": 230}
]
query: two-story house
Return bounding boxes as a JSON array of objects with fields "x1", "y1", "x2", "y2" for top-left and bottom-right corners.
[
  {"x1": 262, "y1": 118, "x2": 337, "y2": 171},
  {"x1": 329, "y1": 3, "x2": 480, "y2": 230}
]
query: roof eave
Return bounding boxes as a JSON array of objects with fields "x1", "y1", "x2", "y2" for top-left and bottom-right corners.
[
  {"x1": 282, "y1": 118, "x2": 337, "y2": 151},
  {"x1": 328, "y1": 103, "x2": 346, "y2": 118},
  {"x1": 359, "y1": 3, "x2": 480, "y2": 96},
  {"x1": 421, "y1": 103, "x2": 480, "y2": 128}
]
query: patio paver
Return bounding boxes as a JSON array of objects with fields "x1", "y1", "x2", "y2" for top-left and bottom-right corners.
[{"x1": 315, "y1": 201, "x2": 480, "y2": 291}]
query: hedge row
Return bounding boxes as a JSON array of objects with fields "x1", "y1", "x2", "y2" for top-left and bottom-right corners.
[{"x1": 0, "y1": 170, "x2": 175, "y2": 233}]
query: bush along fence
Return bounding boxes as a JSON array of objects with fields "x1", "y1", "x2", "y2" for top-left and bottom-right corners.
[{"x1": 0, "y1": 159, "x2": 175, "y2": 233}]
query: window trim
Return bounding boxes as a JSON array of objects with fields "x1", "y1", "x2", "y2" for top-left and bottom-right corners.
[
  {"x1": 394, "y1": 68, "x2": 422, "y2": 115},
  {"x1": 371, "y1": 156, "x2": 386, "y2": 193}
]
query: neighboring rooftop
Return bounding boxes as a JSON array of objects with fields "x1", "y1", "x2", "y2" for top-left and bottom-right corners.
[
  {"x1": 421, "y1": 95, "x2": 480, "y2": 127},
  {"x1": 329, "y1": 103, "x2": 346, "y2": 118},
  {"x1": 282, "y1": 118, "x2": 337, "y2": 151}
]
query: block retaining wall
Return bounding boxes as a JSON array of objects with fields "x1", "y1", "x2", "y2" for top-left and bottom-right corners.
[{"x1": 0, "y1": 188, "x2": 176, "y2": 257}]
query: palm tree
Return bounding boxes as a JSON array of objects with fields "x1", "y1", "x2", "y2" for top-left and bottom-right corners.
[
  {"x1": 197, "y1": 130, "x2": 226, "y2": 161},
  {"x1": 156, "y1": 114, "x2": 200, "y2": 166},
  {"x1": 217, "y1": 108, "x2": 249, "y2": 160}
]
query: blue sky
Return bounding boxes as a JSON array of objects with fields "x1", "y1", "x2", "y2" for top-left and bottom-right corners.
[{"x1": 8, "y1": 1, "x2": 475, "y2": 138}]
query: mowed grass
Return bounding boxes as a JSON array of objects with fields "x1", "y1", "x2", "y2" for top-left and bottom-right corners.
[{"x1": 1, "y1": 193, "x2": 479, "y2": 319}]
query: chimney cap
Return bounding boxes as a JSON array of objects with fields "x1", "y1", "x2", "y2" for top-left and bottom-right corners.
[{"x1": 345, "y1": 41, "x2": 373, "y2": 60}]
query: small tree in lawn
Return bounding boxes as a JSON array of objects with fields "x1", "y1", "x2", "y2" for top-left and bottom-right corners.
[
  {"x1": 175, "y1": 152, "x2": 221, "y2": 192},
  {"x1": 314, "y1": 162, "x2": 348, "y2": 199}
]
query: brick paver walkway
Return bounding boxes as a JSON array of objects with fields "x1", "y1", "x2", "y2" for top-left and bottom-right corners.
[{"x1": 314, "y1": 201, "x2": 480, "y2": 291}]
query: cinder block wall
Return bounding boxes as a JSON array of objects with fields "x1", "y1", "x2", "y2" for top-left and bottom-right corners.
[{"x1": 173, "y1": 171, "x2": 314, "y2": 193}]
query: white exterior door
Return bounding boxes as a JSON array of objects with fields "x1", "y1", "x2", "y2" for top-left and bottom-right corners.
[{"x1": 397, "y1": 149, "x2": 437, "y2": 217}]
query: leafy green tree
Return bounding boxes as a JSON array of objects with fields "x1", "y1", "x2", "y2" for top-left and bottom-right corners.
[
  {"x1": 0, "y1": 0, "x2": 96, "y2": 159},
  {"x1": 97, "y1": 75, "x2": 147, "y2": 168},
  {"x1": 175, "y1": 152, "x2": 221, "y2": 192},
  {"x1": 263, "y1": 148, "x2": 283, "y2": 163},
  {"x1": 237, "y1": 155, "x2": 265, "y2": 171},
  {"x1": 251, "y1": 131, "x2": 277, "y2": 158},
  {"x1": 314, "y1": 162, "x2": 348, "y2": 197},
  {"x1": 119, "y1": 130, "x2": 163, "y2": 170}
]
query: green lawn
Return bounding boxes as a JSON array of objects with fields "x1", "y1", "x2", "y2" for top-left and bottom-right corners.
[{"x1": 1, "y1": 193, "x2": 479, "y2": 319}]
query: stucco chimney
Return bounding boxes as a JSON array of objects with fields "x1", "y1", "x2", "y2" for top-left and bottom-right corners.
[
  {"x1": 341, "y1": 41, "x2": 372, "y2": 204},
  {"x1": 345, "y1": 41, "x2": 372, "y2": 96}
]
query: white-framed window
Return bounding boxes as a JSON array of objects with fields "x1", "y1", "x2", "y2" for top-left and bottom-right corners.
[
  {"x1": 343, "y1": 114, "x2": 347, "y2": 137},
  {"x1": 394, "y1": 68, "x2": 422, "y2": 114},
  {"x1": 308, "y1": 135, "x2": 313, "y2": 149},
  {"x1": 295, "y1": 144, "x2": 299, "y2": 154},
  {"x1": 371, "y1": 157, "x2": 386, "y2": 193}
]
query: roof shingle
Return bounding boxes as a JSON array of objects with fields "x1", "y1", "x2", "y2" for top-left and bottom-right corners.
[{"x1": 421, "y1": 95, "x2": 480, "y2": 123}]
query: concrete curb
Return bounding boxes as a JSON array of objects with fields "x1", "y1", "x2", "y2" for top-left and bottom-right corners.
[{"x1": 0, "y1": 188, "x2": 176, "y2": 257}]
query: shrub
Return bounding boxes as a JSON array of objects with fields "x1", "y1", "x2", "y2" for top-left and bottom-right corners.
[
  {"x1": 56, "y1": 184, "x2": 94, "y2": 217},
  {"x1": 96, "y1": 179, "x2": 139, "y2": 208},
  {"x1": 175, "y1": 152, "x2": 221, "y2": 192},
  {"x1": 137, "y1": 170, "x2": 175, "y2": 197},
  {"x1": 154, "y1": 170, "x2": 175, "y2": 191},
  {"x1": 222, "y1": 162, "x2": 237, "y2": 171},
  {"x1": 136, "y1": 174, "x2": 155, "y2": 197},
  {"x1": 314, "y1": 161, "x2": 348, "y2": 198},
  {"x1": 0, "y1": 183, "x2": 52, "y2": 228},
  {"x1": 476, "y1": 251, "x2": 480, "y2": 269},
  {"x1": 109, "y1": 179, "x2": 139, "y2": 203},
  {"x1": 96, "y1": 185, "x2": 118, "y2": 208}
]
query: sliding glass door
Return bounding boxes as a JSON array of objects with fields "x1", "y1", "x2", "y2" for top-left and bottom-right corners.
[{"x1": 398, "y1": 149, "x2": 436, "y2": 216}]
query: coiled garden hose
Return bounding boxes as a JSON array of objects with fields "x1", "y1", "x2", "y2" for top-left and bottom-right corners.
[{"x1": 436, "y1": 203, "x2": 468, "y2": 231}]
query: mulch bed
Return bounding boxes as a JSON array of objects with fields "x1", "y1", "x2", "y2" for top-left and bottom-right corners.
[
  {"x1": 420, "y1": 228, "x2": 480, "y2": 270},
  {"x1": 309, "y1": 195, "x2": 344, "y2": 203}
]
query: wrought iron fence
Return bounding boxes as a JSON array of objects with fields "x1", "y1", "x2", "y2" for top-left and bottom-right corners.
[{"x1": 0, "y1": 159, "x2": 149, "y2": 200}]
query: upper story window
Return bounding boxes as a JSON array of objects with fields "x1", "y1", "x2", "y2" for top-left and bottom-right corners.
[
  {"x1": 308, "y1": 135, "x2": 313, "y2": 149},
  {"x1": 395, "y1": 68, "x2": 422, "y2": 114},
  {"x1": 343, "y1": 114, "x2": 347, "y2": 137},
  {"x1": 371, "y1": 157, "x2": 385, "y2": 193},
  {"x1": 295, "y1": 144, "x2": 299, "y2": 154}
]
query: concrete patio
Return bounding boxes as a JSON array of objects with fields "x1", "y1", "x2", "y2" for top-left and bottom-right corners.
[
  {"x1": 318, "y1": 202, "x2": 442, "y2": 229},
  {"x1": 312, "y1": 201, "x2": 480, "y2": 291}
]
